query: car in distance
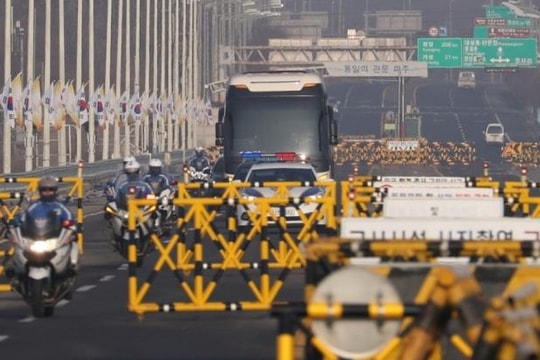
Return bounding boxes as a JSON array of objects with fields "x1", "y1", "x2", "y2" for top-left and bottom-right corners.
[
  {"x1": 457, "y1": 71, "x2": 476, "y2": 89},
  {"x1": 237, "y1": 162, "x2": 326, "y2": 230},
  {"x1": 484, "y1": 123, "x2": 505, "y2": 145}
]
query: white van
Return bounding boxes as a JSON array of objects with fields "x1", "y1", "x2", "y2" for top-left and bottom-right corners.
[
  {"x1": 457, "y1": 71, "x2": 476, "y2": 89},
  {"x1": 484, "y1": 123, "x2": 505, "y2": 144}
]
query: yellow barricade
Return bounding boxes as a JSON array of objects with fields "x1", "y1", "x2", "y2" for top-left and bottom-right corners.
[
  {"x1": 0, "y1": 176, "x2": 85, "y2": 293},
  {"x1": 126, "y1": 181, "x2": 337, "y2": 316},
  {"x1": 279, "y1": 237, "x2": 540, "y2": 360}
]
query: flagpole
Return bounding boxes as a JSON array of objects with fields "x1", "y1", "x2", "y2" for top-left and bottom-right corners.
[
  {"x1": 25, "y1": 0, "x2": 35, "y2": 172},
  {"x1": 160, "y1": 0, "x2": 166, "y2": 153},
  {"x1": 181, "y1": 0, "x2": 187, "y2": 163},
  {"x1": 42, "y1": 0, "x2": 51, "y2": 168},
  {"x1": 144, "y1": 0, "x2": 150, "y2": 154},
  {"x1": 75, "y1": 0, "x2": 82, "y2": 163},
  {"x1": 124, "y1": 0, "x2": 131, "y2": 158},
  {"x1": 102, "y1": 0, "x2": 111, "y2": 160},
  {"x1": 173, "y1": 0, "x2": 180, "y2": 151},
  {"x1": 88, "y1": 0, "x2": 96, "y2": 163},
  {"x1": 113, "y1": 0, "x2": 123, "y2": 159},
  {"x1": 3, "y1": 0, "x2": 12, "y2": 174},
  {"x1": 134, "y1": 0, "x2": 141, "y2": 154},
  {"x1": 152, "y1": 0, "x2": 158, "y2": 155},
  {"x1": 167, "y1": 0, "x2": 173, "y2": 152},
  {"x1": 58, "y1": 0, "x2": 66, "y2": 166}
]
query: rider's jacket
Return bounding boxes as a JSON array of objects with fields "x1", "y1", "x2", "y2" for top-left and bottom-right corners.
[
  {"x1": 142, "y1": 173, "x2": 171, "y2": 196},
  {"x1": 15, "y1": 200, "x2": 76, "y2": 231},
  {"x1": 115, "y1": 180, "x2": 155, "y2": 209},
  {"x1": 188, "y1": 155, "x2": 211, "y2": 171}
]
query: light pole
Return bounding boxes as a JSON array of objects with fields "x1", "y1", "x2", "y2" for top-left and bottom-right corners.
[{"x1": 449, "y1": 0, "x2": 455, "y2": 81}]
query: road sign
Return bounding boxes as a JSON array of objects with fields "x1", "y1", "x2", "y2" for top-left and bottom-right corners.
[
  {"x1": 417, "y1": 38, "x2": 463, "y2": 68},
  {"x1": 438, "y1": 26, "x2": 448, "y2": 37},
  {"x1": 428, "y1": 26, "x2": 438, "y2": 37},
  {"x1": 323, "y1": 61, "x2": 428, "y2": 78},
  {"x1": 485, "y1": 5, "x2": 516, "y2": 19},
  {"x1": 463, "y1": 38, "x2": 537, "y2": 68},
  {"x1": 488, "y1": 27, "x2": 531, "y2": 38},
  {"x1": 475, "y1": 17, "x2": 507, "y2": 26},
  {"x1": 417, "y1": 37, "x2": 538, "y2": 68}
]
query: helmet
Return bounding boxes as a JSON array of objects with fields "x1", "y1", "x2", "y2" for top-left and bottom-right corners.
[
  {"x1": 194, "y1": 147, "x2": 205, "y2": 157},
  {"x1": 38, "y1": 176, "x2": 59, "y2": 202},
  {"x1": 148, "y1": 158, "x2": 163, "y2": 176},
  {"x1": 124, "y1": 160, "x2": 141, "y2": 174},
  {"x1": 123, "y1": 155, "x2": 136, "y2": 165}
]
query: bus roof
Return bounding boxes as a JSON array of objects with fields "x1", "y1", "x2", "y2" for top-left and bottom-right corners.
[{"x1": 228, "y1": 71, "x2": 323, "y2": 92}]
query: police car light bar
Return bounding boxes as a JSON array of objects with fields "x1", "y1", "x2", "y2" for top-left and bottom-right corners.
[{"x1": 240, "y1": 151, "x2": 306, "y2": 162}]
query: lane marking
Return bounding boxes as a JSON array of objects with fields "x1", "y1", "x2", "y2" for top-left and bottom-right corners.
[
  {"x1": 118, "y1": 264, "x2": 128, "y2": 271},
  {"x1": 56, "y1": 299, "x2": 70, "y2": 307},
  {"x1": 99, "y1": 275, "x2": 115, "y2": 282},
  {"x1": 0, "y1": 335, "x2": 9, "y2": 342},
  {"x1": 18, "y1": 317, "x2": 36, "y2": 323},
  {"x1": 75, "y1": 285, "x2": 96, "y2": 292}
]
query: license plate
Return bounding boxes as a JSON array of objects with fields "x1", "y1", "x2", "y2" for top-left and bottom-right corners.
[{"x1": 271, "y1": 207, "x2": 297, "y2": 217}]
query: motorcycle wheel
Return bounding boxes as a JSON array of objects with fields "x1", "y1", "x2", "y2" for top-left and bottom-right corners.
[{"x1": 29, "y1": 278, "x2": 53, "y2": 318}]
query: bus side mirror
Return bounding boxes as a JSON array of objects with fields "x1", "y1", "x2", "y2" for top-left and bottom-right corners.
[
  {"x1": 328, "y1": 106, "x2": 338, "y2": 145},
  {"x1": 215, "y1": 108, "x2": 224, "y2": 146}
]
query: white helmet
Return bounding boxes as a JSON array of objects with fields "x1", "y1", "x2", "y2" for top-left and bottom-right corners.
[
  {"x1": 148, "y1": 158, "x2": 163, "y2": 176},
  {"x1": 194, "y1": 147, "x2": 205, "y2": 157},
  {"x1": 123, "y1": 155, "x2": 136, "y2": 165},
  {"x1": 149, "y1": 158, "x2": 162, "y2": 168},
  {"x1": 124, "y1": 160, "x2": 141, "y2": 174}
]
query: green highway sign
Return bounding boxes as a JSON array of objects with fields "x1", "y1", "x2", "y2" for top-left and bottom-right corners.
[
  {"x1": 417, "y1": 37, "x2": 538, "y2": 69},
  {"x1": 463, "y1": 38, "x2": 537, "y2": 68},
  {"x1": 507, "y1": 18, "x2": 532, "y2": 28},
  {"x1": 416, "y1": 38, "x2": 462, "y2": 68},
  {"x1": 485, "y1": 5, "x2": 515, "y2": 19}
]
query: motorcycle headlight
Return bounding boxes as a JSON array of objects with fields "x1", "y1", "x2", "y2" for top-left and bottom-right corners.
[{"x1": 30, "y1": 240, "x2": 56, "y2": 253}]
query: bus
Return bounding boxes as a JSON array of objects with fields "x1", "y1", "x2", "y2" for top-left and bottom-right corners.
[{"x1": 215, "y1": 71, "x2": 338, "y2": 180}]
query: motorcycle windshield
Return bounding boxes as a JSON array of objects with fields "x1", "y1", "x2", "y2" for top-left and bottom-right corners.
[
  {"x1": 190, "y1": 158, "x2": 210, "y2": 171},
  {"x1": 116, "y1": 187, "x2": 145, "y2": 209},
  {"x1": 20, "y1": 209, "x2": 62, "y2": 240}
]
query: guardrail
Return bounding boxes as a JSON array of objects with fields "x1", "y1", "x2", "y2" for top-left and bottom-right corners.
[{"x1": 0, "y1": 150, "x2": 192, "y2": 191}]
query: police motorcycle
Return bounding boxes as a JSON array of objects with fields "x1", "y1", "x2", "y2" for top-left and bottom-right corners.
[
  {"x1": 144, "y1": 159, "x2": 177, "y2": 234},
  {"x1": 104, "y1": 161, "x2": 157, "y2": 266},
  {"x1": 5, "y1": 203, "x2": 79, "y2": 318},
  {"x1": 184, "y1": 147, "x2": 213, "y2": 197}
]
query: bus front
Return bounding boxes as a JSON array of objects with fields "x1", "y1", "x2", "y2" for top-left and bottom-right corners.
[{"x1": 215, "y1": 72, "x2": 338, "y2": 180}]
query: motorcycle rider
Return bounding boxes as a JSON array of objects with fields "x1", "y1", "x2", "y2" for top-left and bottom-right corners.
[
  {"x1": 105, "y1": 155, "x2": 137, "y2": 202},
  {"x1": 114, "y1": 159, "x2": 155, "y2": 208},
  {"x1": 10, "y1": 176, "x2": 78, "y2": 270},
  {"x1": 14, "y1": 176, "x2": 76, "y2": 229},
  {"x1": 143, "y1": 158, "x2": 172, "y2": 196},
  {"x1": 186, "y1": 146, "x2": 212, "y2": 182}
]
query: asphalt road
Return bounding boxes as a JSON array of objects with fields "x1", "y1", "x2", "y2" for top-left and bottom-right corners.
[{"x1": 0, "y1": 79, "x2": 539, "y2": 359}]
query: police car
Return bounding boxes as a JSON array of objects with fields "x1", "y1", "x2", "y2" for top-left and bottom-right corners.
[{"x1": 236, "y1": 160, "x2": 327, "y2": 230}]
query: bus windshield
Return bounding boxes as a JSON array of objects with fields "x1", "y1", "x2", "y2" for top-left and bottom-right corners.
[{"x1": 228, "y1": 95, "x2": 324, "y2": 155}]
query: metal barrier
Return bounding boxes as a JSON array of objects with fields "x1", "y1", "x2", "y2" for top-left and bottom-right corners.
[
  {"x1": 341, "y1": 174, "x2": 540, "y2": 218},
  {"x1": 0, "y1": 176, "x2": 85, "y2": 293},
  {"x1": 126, "y1": 181, "x2": 337, "y2": 316},
  {"x1": 281, "y1": 237, "x2": 540, "y2": 360}
]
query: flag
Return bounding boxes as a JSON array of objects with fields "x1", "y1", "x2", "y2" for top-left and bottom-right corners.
[
  {"x1": 104, "y1": 86, "x2": 116, "y2": 126},
  {"x1": 90, "y1": 85, "x2": 105, "y2": 128},
  {"x1": 118, "y1": 90, "x2": 129, "y2": 124},
  {"x1": 63, "y1": 81, "x2": 79, "y2": 126},
  {"x1": 129, "y1": 85, "x2": 142, "y2": 125},
  {"x1": 41, "y1": 81, "x2": 56, "y2": 124},
  {"x1": 77, "y1": 85, "x2": 89, "y2": 126},
  {"x1": 11, "y1": 73, "x2": 24, "y2": 127},
  {"x1": 5, "y1": 88, "x2": 15, "y2": 129},
  {"x1": 31, "y1": 77, "x2": 43, "y2": 132},
  {"x1": 0, "y1": 78, "x2": 10, "y2": 110},
  {"x1": 22, "y1": 79, "x2": 32, "y2": 125},
  {"x1": 52, "y1": 81, "x2": 66, "y2": 130}
]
